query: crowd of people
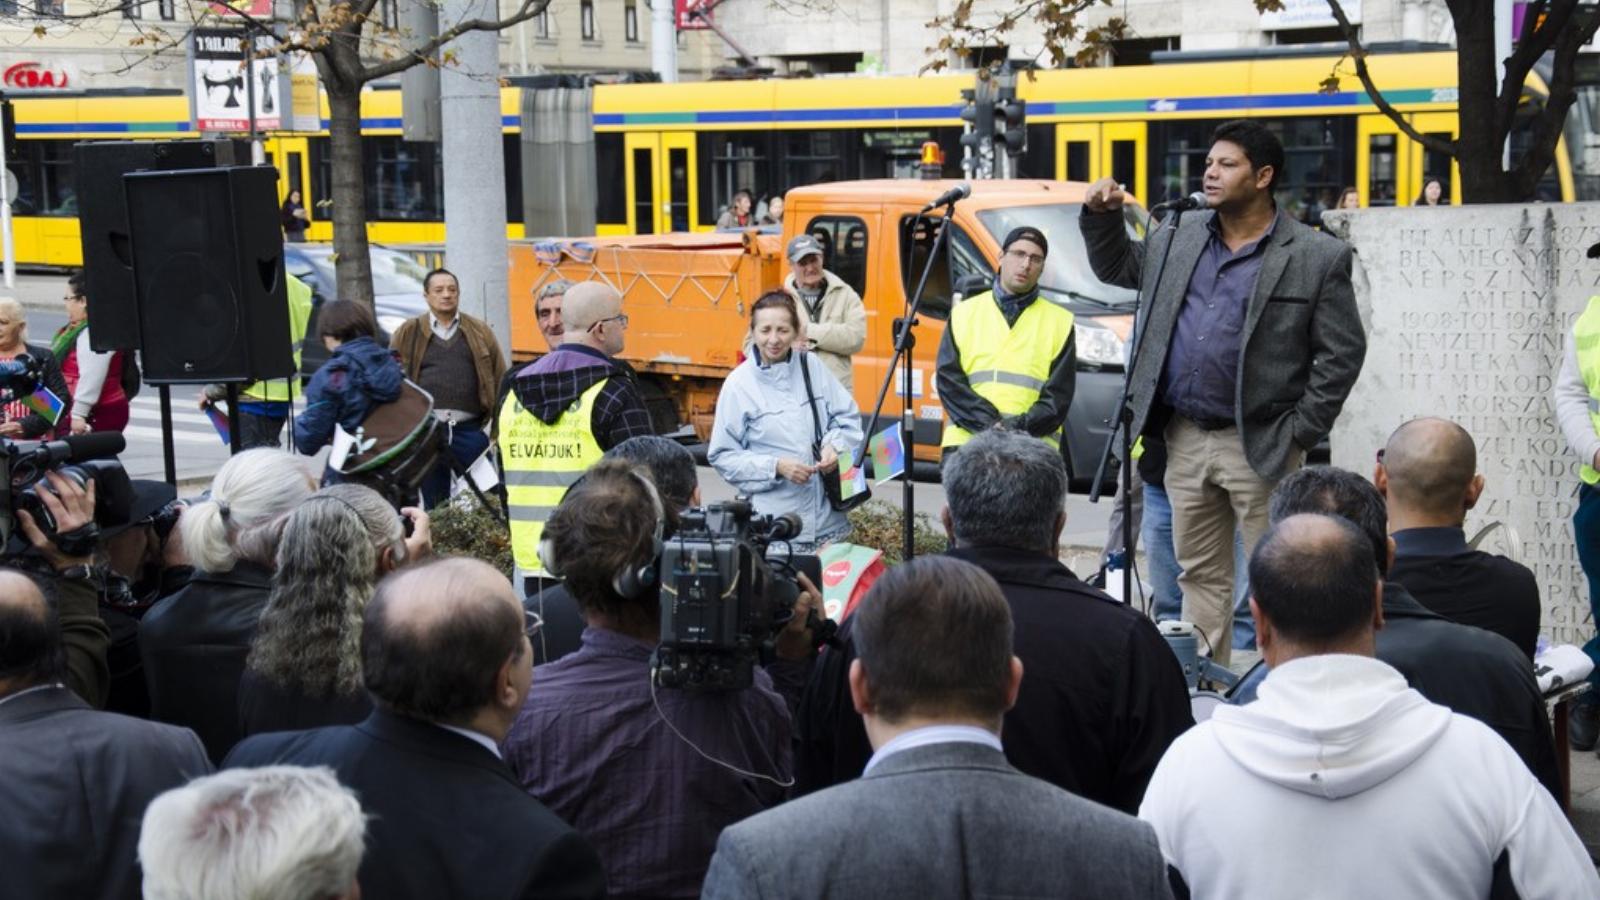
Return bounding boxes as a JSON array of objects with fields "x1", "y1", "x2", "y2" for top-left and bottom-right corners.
[{"x1": 2, "y1": 117, "x2": 1599, "y2": 899}]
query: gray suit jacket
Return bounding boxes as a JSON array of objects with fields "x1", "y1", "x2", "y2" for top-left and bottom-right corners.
[
  {"x1": 1081, "y1": 207, "x2": 1366, "y2": 479},
  {"x1": 0, "y1": 685, "x2": 213, "y2": 900},
  {"x1": 701, "y1": 741, "x2": 1173, "y2": 900}
]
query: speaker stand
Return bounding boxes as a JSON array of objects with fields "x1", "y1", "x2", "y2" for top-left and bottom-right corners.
[
  {"x1": 158, "y1": 385, "x2": 177, "y2": 488},
  {"x1": 224, "y1": 383, "x2": 243, "y2": 454}
]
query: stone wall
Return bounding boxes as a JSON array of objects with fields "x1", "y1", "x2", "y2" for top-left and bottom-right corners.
[{"x1": 1326, "y1": 203, "x2": 1600, "y2": 646}]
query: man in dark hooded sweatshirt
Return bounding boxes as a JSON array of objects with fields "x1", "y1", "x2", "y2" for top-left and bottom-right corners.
[{"x1": 497, "y1": 282, "x2": 654, "y2": 595}]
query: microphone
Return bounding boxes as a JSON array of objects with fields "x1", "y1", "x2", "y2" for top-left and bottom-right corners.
[
  {"x1": 920, "y1": 182, "x2": 971, "y2": 212},
  {"x1": 1152, "y1": 192, "x2": 1209, "y2": 213}
]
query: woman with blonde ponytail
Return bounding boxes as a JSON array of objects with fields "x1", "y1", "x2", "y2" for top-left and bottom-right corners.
[{"x1": 139, "y1": 449, "x2": 317, "y2": 761}]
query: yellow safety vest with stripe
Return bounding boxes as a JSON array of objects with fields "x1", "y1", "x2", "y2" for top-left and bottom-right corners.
[
  {"x1": 941, "y1": 291, "x2": 1075, "y2": 450},
  {"x1": 1574, "y1": 295, "x2": 1600, "y2": 485},
  {"x1": 241, "y1": 273, "x2": 314, "y2": 403},
  {"x1": 498, "y1": 379, "x2": 606, "y2": 574}
]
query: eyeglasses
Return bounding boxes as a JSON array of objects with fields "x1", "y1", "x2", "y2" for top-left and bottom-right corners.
[
  {"x1": 1006, "y1": 249, "x2": 1046, "y2": 267},
  {"x1": 63, "y1": 295, "x2": 84, "y2": 302},
  {"x1": 589, "y1": 313, "x2": 629, "y2": 331},
  {"x1": 524, "y1": 609, "x2": 544, "y2": 638}
]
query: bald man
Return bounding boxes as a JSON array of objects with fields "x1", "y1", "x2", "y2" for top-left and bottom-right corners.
[
  {"x1": 0, "y1": 571, "x2": 212, "y2": 900},
  {"x1": 495, "y1": 282, "x2": 653, "y2": 592},
  {"x1": 225, "y1": 558, "x2": 606, "y2": 900},
  {"x1": 1375, "y1": 418, "x2": 1540, "y2": 660}
]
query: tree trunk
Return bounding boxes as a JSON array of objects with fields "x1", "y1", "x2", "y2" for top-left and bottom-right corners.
[
  {"x1": 322, "y1": 66, "x2": 376, "y2": 308},
  {"x1": 1450, "y1": 4, "x2": 1518, "y2": 203}
]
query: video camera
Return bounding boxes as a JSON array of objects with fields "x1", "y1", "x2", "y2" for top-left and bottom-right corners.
[
  {"x1": 651, "y1": 499, "x2": 833, "y2": 692},
  {"x1": 0, "y1": 354, "x2": 132, "y2": 550}
]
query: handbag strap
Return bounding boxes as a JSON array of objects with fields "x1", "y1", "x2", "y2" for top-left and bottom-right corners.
[{"x1": 797, "y1": 352, "x2": 824, "y2": 450}]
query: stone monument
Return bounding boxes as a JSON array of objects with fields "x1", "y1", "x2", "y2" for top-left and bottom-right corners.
[{"x1": 1325, "y1": 203, "x2": 1600, "y2": 647}]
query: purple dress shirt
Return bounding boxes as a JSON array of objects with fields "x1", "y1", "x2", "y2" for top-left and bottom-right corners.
[
  {"x1": 502, "y1": 627, "x2": 797, "y2": 899},
  {"x1": 1159, "y1": 214, "x2": 1276, "y2": 424}
]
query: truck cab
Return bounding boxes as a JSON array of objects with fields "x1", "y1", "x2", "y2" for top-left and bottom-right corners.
[{"x1": 782, "y1": 180, "x2": 1143, "y2": 489}]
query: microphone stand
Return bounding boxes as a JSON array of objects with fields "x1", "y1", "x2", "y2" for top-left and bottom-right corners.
[
  {"x1": 1088, "y1": 204, "x2": 1186, "y2": 606},
  {"x1": 859, "y1": 201, "x2": 957, "y2": 561}
]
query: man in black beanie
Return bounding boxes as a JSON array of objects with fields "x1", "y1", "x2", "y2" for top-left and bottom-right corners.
[{"x1": 936, "y1": 225, "x2": 1076, "y2": 465}]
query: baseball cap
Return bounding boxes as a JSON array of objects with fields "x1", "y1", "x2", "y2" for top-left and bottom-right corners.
[
  {"x1": 787, "y1": 234, "x2": 825, "y2": 264},
  {"x1": 1002, "y1": 226, "x2": 1049, "y2": 258}
]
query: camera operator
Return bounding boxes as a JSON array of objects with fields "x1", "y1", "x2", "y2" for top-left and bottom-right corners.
[
  {"x1": 9, "y1": 470, "x2": 111, "y2": 707},
  {"x1": 502, "y1": 459, "x2": 819, "y2": 899}
]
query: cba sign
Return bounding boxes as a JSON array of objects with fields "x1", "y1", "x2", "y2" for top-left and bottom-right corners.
[{"x1": 3, "y1": 62, "x2": 69, "y2": 90}]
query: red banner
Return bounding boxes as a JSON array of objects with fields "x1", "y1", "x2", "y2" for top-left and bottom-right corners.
[
  {"x1": 674, "y1": 0, "x2": 713, "y2": 30},
  {"x1": 208, "y1": 0, "x2": 272, "y2": 17}
]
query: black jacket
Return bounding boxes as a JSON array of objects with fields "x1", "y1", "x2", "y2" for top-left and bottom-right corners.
[
  {"x1": 796, "y1": 545, "x2": 1194, "y2": 814},
  {"x1": 0, "y1": 686, "x2": 212, "y2": 900},
  {"x1": 1376, "y1": 581, "x2": 1562, "y2": 801},
  {"x1": 138, "y1": 560, "x2": 273, "y2": 762},
  {"x1": 226, "y1": 708, "x2": 606, "y2": 900},
  {"x1": 1389, "y1": 527, "x2": 1541, "y2": 661},
  {"x1": 237, "y1": 668, "x2": 373, "y2": 738}
]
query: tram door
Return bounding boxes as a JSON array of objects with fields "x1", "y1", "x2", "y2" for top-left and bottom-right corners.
[
  {"x1": 1055, "y1": 122, "x2": 1148, "y2": 203},
  {"x1": 623, "y1": 132, "x2": 698, "y2": 234},
  {"x1": 1356, "y1": 114, "x2": 1408, "y2": 208},
  {"x1": 266, "y1": 136, "x2": 315, "y2": 236}
]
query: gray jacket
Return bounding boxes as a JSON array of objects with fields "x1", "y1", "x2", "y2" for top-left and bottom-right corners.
[
  {"x1": 701, "y1": 741, "x2": 1173, "y2": 900},
  {"x1": 1081, "y1": 207, "x2": 1366, "y2": 479}
]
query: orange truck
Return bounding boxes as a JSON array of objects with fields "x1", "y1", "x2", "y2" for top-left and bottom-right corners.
[{"x1": 507, "y1": 179, "x2": 1145, "y2": 489}]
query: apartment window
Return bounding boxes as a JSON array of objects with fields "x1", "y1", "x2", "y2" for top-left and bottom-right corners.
[
  {"x1": 624, "y1": 0, "x2": 639, "y2": 43},
  {"x1": 379, "y1": 0, "x2": 398, "y2": 28},
  {"x1": 122, "y1": 0, "x2": 142, "y2": 19},
  {"x1": 158, "y1": 0, "x2": 174, "y2": 19},
  {"x1": 535, "y1": 9, "x2": 550, "y2": 39},
  {"x1": 581, "y1": 0, "x2": 596, "y2": 41}
]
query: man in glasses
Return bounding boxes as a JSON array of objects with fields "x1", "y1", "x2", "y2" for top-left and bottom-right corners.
[
  {"x1": 937, "y1": 225, "x2": 1077, "y2": 467},
  {"x1": 496, "y1": 281, "x2": 653, "y2": 595}
]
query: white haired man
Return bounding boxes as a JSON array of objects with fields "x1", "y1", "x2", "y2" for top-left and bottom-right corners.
[{"x1": 140, "y1": 766, "x2": 365, "y2": 900}]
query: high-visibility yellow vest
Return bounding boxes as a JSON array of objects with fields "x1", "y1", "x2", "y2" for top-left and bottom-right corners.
[
  {"x1": 498, "y1": 379, "x2": 606, "y2": 574},
  {"x1": 241, "y1": 273, "x2": 314, "y2": 403},
  {"x1": 941, "y1": 291, "x2": 1075, "y2": 450},
  {"x1": 1574, "y1": 295, "x2": 1600, "y2": 485}
]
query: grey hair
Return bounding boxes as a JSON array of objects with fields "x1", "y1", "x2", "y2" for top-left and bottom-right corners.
[
  {"x1": 139, "y1": 765, "x2": 366, "y2": 900},
  {"x1": 180, "y1": 449, "x2": 317, "y2": 574},
  {"x1": 248, "y1": 484, "x2": 403, "y2": 698},
  {"x1": 943, "y1": 429, "x2": 1067, "y2": 553},
  {"x1": 537, "y1": 278, "x2": 573, "y2": 300}
]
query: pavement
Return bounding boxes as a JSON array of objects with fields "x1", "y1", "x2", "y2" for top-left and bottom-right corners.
[{"x1": 9, "y1": 272, "x2": 1599, "y2": 858}]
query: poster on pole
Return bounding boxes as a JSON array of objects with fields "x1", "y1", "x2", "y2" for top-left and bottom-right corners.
[{"x1": 189, "y1": 28, "x2": 281, "y2": 133}]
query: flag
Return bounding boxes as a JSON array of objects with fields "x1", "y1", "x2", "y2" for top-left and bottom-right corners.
[
  {"x1": 868, "y1": 423, "x2": 907, "y2": 484},
  {"x1": 21, "y1": 387, "x2": 64, "y2": 426},
  {"x1": 204, "y1": 403, "x2": 231, "y2": 446},
  {"x1": 838, "y1": 449, "x2": 869, "y2": 500}
]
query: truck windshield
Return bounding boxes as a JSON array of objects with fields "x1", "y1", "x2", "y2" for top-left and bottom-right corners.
[{"x1": 976, "y1": 205, "x2": 1141, "y2": 308}]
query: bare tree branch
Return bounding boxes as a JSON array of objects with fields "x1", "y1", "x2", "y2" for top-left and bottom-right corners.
[
  {"x1": 1324, "y1": 0, "x2": 1456, "y2": 158},
  {"x1": 357, "y1": 0, "x2": 550, "y2": 82},
  {"x1": 1511, "y1": 1, "x2": 1600, "y2": 197}
]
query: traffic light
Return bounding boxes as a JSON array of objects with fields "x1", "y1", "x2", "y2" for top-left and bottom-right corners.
[
  {"x1": 996, "y1": 82, "x2": 1027, "y2": 158},
  {"x1": 959, "y1": 84, "x2": 995, "y2": 178}
]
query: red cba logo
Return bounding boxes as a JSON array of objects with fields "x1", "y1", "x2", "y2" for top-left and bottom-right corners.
[
  {"x1": 823, "y1": 560, "x2": 852, "y2": 588},
  {"x1": 4, "y1": 62, "x2": 69, "y2": 90}
]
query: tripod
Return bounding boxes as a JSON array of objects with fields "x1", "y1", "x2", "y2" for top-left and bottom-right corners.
[
  {"x1": 859, "y1": 200, "x2": 959, "y2": 561},
  {"x1": 1088, "y1": 204, "x2": 1188, "y2": 605}
]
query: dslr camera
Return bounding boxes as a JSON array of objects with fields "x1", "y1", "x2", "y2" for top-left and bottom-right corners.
[{"x1": 651, "y1": 499, "x2": 832, "y2": 692}]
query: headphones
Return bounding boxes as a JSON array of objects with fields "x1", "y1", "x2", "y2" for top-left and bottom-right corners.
[{"x1": 538, "y1": 468, "x2": 666, "y2": 600}]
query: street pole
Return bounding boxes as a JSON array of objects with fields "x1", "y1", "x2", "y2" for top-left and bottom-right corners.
[
  {"x1": 652, "y1": 0, "x2": 678, "y2": 83},
  {"x1": 0, "y1": 101, "x2": 14, "y2": 290},
  {"x1": 441, "y1": 0, "x2": 510, "y2": 359}
]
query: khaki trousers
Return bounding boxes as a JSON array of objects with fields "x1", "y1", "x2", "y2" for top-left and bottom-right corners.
[{"x1": 1163, "y1": 416, "x2": 1300, "y2": 666}]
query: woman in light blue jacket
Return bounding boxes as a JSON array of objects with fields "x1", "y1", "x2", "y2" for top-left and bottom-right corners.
[{"x1": 710, "y1": 291, "x2": 864, "y2": 551}]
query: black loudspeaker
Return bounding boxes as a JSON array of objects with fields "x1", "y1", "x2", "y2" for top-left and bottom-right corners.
[
  {"x1": 124, "y1": 166, "x2": 293, "y2": 385},
  {"x1": 74, "y1": 140, "x2": 249, "y2": 352}
]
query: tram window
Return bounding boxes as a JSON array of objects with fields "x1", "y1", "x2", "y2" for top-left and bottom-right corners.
[
  {"x1": 595, "y1": 133, "x2": 625, "y2": 224},
  {"x1": 1108, "y1": 140, "x2": 1137, "y2": 197},
  {"x1": 1064, "y1": 141, "x2": 1091, "y2": 182},
  {"x1": 1419, "y1": 131, "x2": 1452, "y2": 204},
  {"x1": 632, "y1": 147, "x2": 655, "y2": 234},
  {"x1": 365, "y1": 137, "x2": 443, "y2": 221},
  {"x1": 1367, "y1": 133, "x2": 1398, "y2": 206},
  {"x1": 701, "y1": 131, "x2": 771, "y2": 227},
  {"x1": 1014, "y1": 124, "x2": 1055, "y2": 180},
  {"x1": 39, "y1": 141, "x2": 75, "y2": 215},
  {"x1": 667, "y1": 146, "x2": 690, "y2": 232},
  {"x1": 504, "y1": 134, "x2": 524, "y2": 224},
  {"x1": 783, "y1": 130, "x2": 848, "y2": 190},
  {"x1": 1264, "y1": 117, "x2": 1352, "y2": 224}
]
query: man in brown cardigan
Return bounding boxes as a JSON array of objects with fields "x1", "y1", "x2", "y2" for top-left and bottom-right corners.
[{"x1": 390, "y1": 268, "x2": 507, "y2": 507}]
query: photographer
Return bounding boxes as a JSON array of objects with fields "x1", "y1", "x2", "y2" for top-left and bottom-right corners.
[
  {"x1": 9, "y1": 470, "x2": 111, "y2": 707},
  {"x1": 502, "y1": 459, "x2": 819, "y2": 899}
]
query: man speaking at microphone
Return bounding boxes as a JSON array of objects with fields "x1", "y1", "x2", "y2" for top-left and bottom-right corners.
[{"x1": 1079, "y1": 119, "x2": 1365, "y2": 665}]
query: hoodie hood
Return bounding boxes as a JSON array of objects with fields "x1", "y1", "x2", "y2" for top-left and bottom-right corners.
[
  {"x1": 1209, "y1": 654, "x2": 1451, "y2": 800},
  {"x1": 331, "y1": 337, "x2": 403, "y2": 404},
  {"x1": 510, "y1": 345, "x2": 620, "y2": 425}
]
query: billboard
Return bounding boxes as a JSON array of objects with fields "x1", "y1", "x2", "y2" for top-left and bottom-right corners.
[{"x1": 190, "y1": 28, "x2": 282, "y2": 133}]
